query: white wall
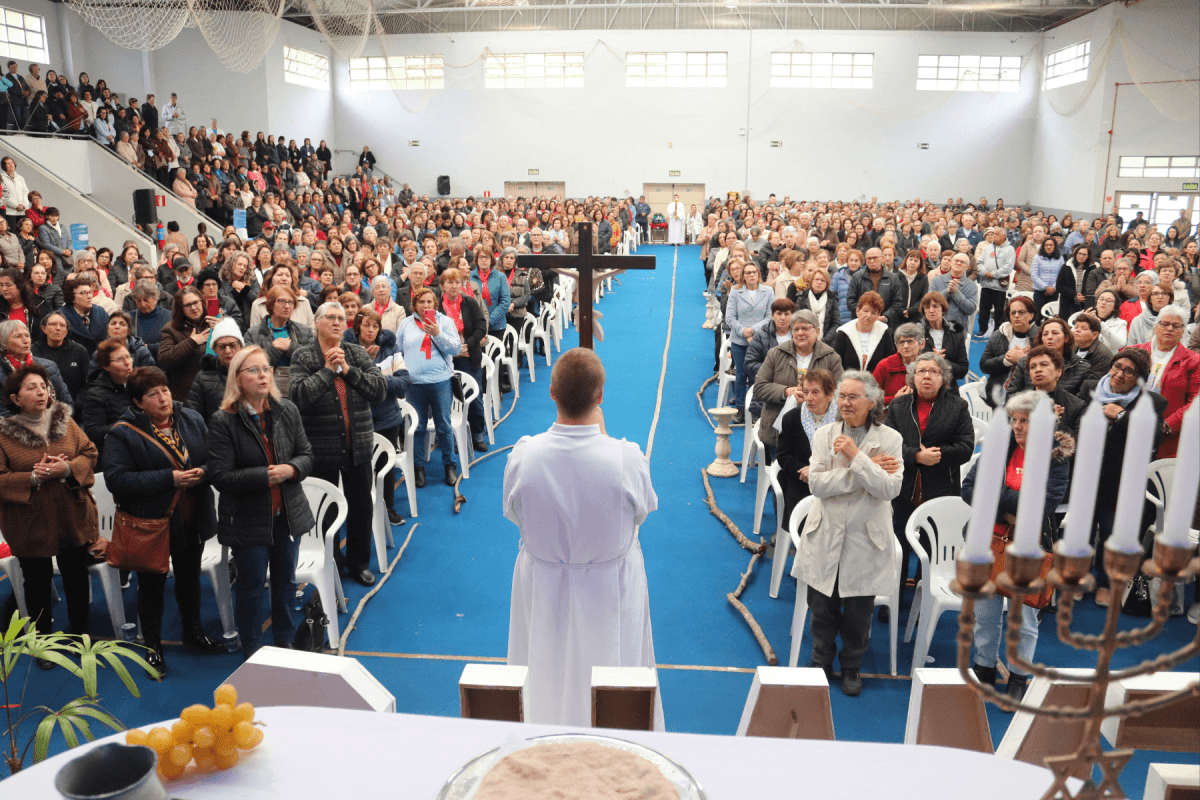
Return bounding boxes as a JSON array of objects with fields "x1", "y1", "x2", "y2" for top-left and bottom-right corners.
[
  {"x1": 1030, "y1": 0, "x2": 1199, "y2": 217},
  {"x1": 332, "y1": 29, "x2": 1040, "y2": 202}
]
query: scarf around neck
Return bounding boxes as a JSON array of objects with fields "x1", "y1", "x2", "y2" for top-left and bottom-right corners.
[{"x1": 1092, "y1": 374, "x2": 1141, "y2": 407}]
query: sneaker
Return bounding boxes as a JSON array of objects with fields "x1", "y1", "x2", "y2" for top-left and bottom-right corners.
[
  {"x1": 877, "y1": 606, "x2": 890, "y2": 624},
  {"x1": 387, "y1": 510, "x2": 406, "y2": 526},
  {"x1": 1095, "y1": 587, "x2": 1112, "y2": 607},
  {"x1": 841, "y1": 668, "x2": 863, "y2": 697}
]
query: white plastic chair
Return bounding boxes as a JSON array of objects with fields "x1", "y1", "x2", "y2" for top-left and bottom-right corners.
[
  {"x1": 1040, "y1": 300, "x2": 1060, "y2": 319},
  {"x1": 297, "y1": 478, "x2": 349, "y2": 643},
  {"x1": 369, "y1": 433, "x2": 397, "y2": 570},
  {"x1": 753, "y1": 456, "x2": 781, "y2": 539},
  {"x1": 479, "y1": 354, "x2": 498, "y2": 444},
  {"x1": 423, "y1": 371, "x2": 479, "y2": 479},
  {"x1": 485, "y1": 335, "x2": 518, "y2": 402},
  {"x1": 72, "y1": 473, "x2": 128, "y2": 636},
  {"x1": 395, "y1": 400, "x2": 419, "y2": 518},
  {"x1": 959, "y1": 380, "x2": 992, "y2": 423},
  {"x1": 971, "y1": 417, "x2": 988, "y2": 449},
  {"x1": 716, "y1": 332, "x2": 734, "y2": 409},
  {"x1": 1144, "y1": 458, "x2": 1176, "y2": 535},
  {"x1": 739, "y1": 389, "x2": 759, "y2": 484},
  {"x1": 903, "y1": 496, "x2": 974, "y2": 674},
  {"x1": 533, "y1": 305, "x2": 555, "y2": 364},
  {"x1": 787, "y1": 498, "x2": 901, "y2": 675},
  {"x1": 540, "y1": 301, "x2": 562, "y2": 353}
]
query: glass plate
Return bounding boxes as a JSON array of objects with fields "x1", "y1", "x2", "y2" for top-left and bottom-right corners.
[{"x1": 435, "y1": 733, "x2": 707, "y2": 800}]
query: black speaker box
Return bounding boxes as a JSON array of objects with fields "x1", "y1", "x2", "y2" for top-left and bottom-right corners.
[
  {"x1": 437, "y1": 175, "x2": 450, "y2": 196},
  {"x1": 133, "y1": 188, "x2": 157, "y2": 225}
]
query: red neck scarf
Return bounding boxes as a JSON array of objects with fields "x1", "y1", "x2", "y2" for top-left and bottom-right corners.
[
  {"x1": 443, "y1": 295, "x2": 464, "y2": 334},
  {"x1": 374, "y1": 299, "x2": 388, "y2": 316},
  {"x1": 478, "y1": 268, "x2": 492, "y2": 307},
  {"x1": 4, "y1": 352, "x2": 31, "y2": 372},
  {"x1": 419, "y1": 317, "x2": 433, "y2": 359}
]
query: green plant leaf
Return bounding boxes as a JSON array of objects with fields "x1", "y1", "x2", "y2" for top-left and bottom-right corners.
[
  {"x1": 33, "y1": 715, "x2": 56, "y2": 763},
  {"x1": 99, "y1": 648, "x2": 153, "y2": 695},
  {"x1": 76, "y1": 635, "x2": 98, "y2": 699},
  {"x1": 70, "y1": 703, "x2": 123, "y2": 734},
  {"x1": 57, "y1": 716, "x2": 79, "y2": 750}
]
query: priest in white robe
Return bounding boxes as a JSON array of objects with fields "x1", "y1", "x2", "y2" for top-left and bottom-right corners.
[
  {"x1": 666, "y1": 193, "x2": 685, "y2": 245},
  {"x1": 504, "y1": 348, "x2": 663, "y2": 728}
]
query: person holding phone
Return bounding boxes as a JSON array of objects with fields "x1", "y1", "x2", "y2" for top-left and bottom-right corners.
[
  {"x1": 195, "y1": 269, "x2": 243, "y2": 332},
  {"x1": 397, "y1": 288, "x2": 461, "y2": 489}
]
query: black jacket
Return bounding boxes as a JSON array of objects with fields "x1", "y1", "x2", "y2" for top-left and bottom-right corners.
[
  {"x1": 32, "y1": 339, "x2": 90, "y2": 402},
  {"x1": 100, "y1": 404, "x2": 216, "y2": 552},
  {"x1": 845, "y1": 269, "x2": 906, "y2": 327},
  {"x1": 980, "y1": 322, "x2": 1040, "y2": 406},
  {"x1": 884, "y1": 389, "x2": 976, "y2": 505},
  {"x1": 923, "y1": 319, "x2": 970, "y2": 382},
  {"x1": 80, "y1": 369, "x2": 133, "y2": 462},
  {"x1": 185, "y1": 354, "x2": 229, "y2": 424},
  {"x1": 775, "y1": 405, "x2": 819, "y2": 524},
  {"x1": 897, "y1": 273, "x2": 930, "y2": 326},
  {"x1": 439, "y1": 292, "x2": 487, "y2": 371},
  {"x1": 207, "y1": 399, "x2": 315, "y2": 548},
  {"x1": 288, "y1": 339, "x2": 387, "y2": 470},
  {"x1": 1078, "y1": 381, "x2": 1167, "y2": 511},
  {"x1": 245, "y1": 318, "x2": 314, "y2": 367}
]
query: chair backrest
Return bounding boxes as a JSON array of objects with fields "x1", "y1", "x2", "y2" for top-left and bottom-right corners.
[
  {"x1": 1145, "y1": 458, "x2": 1175, "y2": 509},
  {"x1": 397, "y1": 400, "x2": 419, "y2": 450},
  {"x1": 91, "y1": 472, "x2": 116, "y2": 539},
  {"x1": 371, "y1": 432, "x2": 396, "y2": 479},
  {"x1": 454, "y1": 370, "x2": 480, "y2": 408},
  {"x1": 1041, "y1": 300, "x2": 1060, "y2": 319},
  {"x1": 959, "y1": 381, "x2": 992, "y2": 423},
  {"x1": 905, "y1": 497, "x2": 973, "y2": 580},
  {"x1": 787, "y1": 496, "x2": 816, "y2": 551},
  {"x1": 518, "y1": 314, "x2": 536, "y2": 344},
  {"x1": 537, "y1": 303, "x2": 554, "y2": 331},
  {"x1": 483, "y1": 335, "x2": 504, "y2": 363},
  {"x1": 482, "y1": 352, "x2": 497, "y2": 384},
  {"x1": 302, "y1": 478, "x2": 347, "y2": 542},
  {"x1": 502, "y1": 325, "x2": 519, "y2": 357}
]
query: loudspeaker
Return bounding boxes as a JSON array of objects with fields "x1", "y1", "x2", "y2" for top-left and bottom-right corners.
[
  {"x1": 437, "y1": 175, "x2": 450, "y2": 196},
  {"x1": 133, "y1": 189, "x2": 157, "y2": 225}
]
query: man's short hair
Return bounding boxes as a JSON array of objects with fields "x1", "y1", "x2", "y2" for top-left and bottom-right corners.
[{"x1": 550, "y1": 348, "x2": 605, "y2": 419}]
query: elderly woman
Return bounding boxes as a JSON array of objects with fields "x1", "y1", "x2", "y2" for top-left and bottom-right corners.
[
  {"x1": 157, "y1": 286, "x2": 212, "y2": 401},
  {"x1": 246, "y1": 286, "x2": 313, "y2": 396},
  {"x1": 80, "y1": 337, "x2": 136, "y2": 462},
  {"x1": 397, "y1": 287, "x2": 461, "y2": 488},
  {"x1": 186, "y1": 318, "x2": 244, "y2": 423},
  {"x1": 1120, "y1": 271, "x2": 1158, "y2": 330},
  {"x1": 33, "y1": 312, "x2": 90, "y2": 402},
  {"x1": 794, "y1": 371, "x2": 903, "y2": 696},
  {"x1": 354, "y1": 308, "x2": 411, "y2": 524},
  {"x1": 919, "y1": 290, "x2": 970, "y2": 381},
  {"x1": 208, "y1": 346, "x2": 313, "y2": 659},
  {"x1": 470, "y1": 249, "x2": 510, "y2": 339},
  {"x1": 439, "y1": 268, "x2": 488, "y2": 453},
  {"x1": 61, "y1": 274, "x2": 110, "y2": 357},
  {"x1": 0, "y1": 364, "x2": 100, "y2": 659},
  {"x1": 1005, "y1": 316, "x2": 1091, "y2": 396},
  {"x1": 728, "y1": 262, "x2": 775, "y2": 422},
  {"x1": 0, "y1": 319, "x2": 74, "y2": 412},
  {"x1": 833, "y1": 290, "x2": 896, "y2": 373},
  {"x1": 872, "y1": 322, "x2": 925, "y2": 404},
  {"x1": 885, "y1": 352, "x2": 975, "y2": 604},
  {"x1": 753, "y1": 309, "x2": 844, "y2": 457},
  {"x1": 980, "y1": 295, "x2": 1038, "y2": 406},
  {"x1": 368, "y1": 274, "x2": 404, "y2": 334},
  {"x1": 962, "y1": 390, "x2": 1074, "y2": 701},
  {"x1": 775, "y1": 368, "x2": 838, "y2": 523},
  {"x1": 102, "y1": 367, "x2": 222, "y2": 675},
  {"x1": 1135, "y1": 304, "x2": 1199, "y2": 458},
  {"x1": 1128, "y1": 283, "x2": 1174, "y2": 347}
]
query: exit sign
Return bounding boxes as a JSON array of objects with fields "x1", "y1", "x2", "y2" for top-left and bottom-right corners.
[
  {"x1": 409, "y1": 140, "x2": 419, "y2": 146},
  {"x1": 1184, "y1": 182, "x2": 1198, "y2": 191},
  {"x1": 771, "y1": 141, "x2": 782, "y2": 147},
  {"x1": 528, "y1": 169, "x2": 539, "y2": 175},
  {"x1": 669, "y1": 170, "x2": 680, "y2": 177}
]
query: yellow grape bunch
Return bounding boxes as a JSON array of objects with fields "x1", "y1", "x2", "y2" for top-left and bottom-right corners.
[{"x1": 124, "y1": 683, "x2": 264, "y2": 780}]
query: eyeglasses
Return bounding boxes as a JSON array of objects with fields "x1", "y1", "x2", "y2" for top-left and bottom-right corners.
[
  {"x1": 322, "y1": 315, "x2": 347, "y2": 323},
  {"x1": 214, "y1": 341, "x2": 241, "y2": 351},
  {"x1": 914, "y1": 368, "x2": 942, "y2": 377},
  {"x1": 238, "y1": 366, "x2": 271, "y2": 376},
  {"x1": 1110, "y1": 364, "x2": 1137, "y2": 378},
  {"x1": 839, "y1": 394, "x2": 867, "y2": 403},
  {"x1": 182, "y1": 300, "x2": 204, "y2": 310},
  {"x1": 793, "y1": 325, "x2": 816, "y2": 334},
  {"x1": 1010, "y1": 309, "x2": 1032, "y2": 317},
  {"x1": 1156, "y1": 321, "x2": 1184, "y2": 331}
]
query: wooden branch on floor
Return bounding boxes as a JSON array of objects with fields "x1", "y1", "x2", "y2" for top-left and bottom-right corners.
[
  {"x1": 695, "y1": 375, "x2": 717, "y2": 431},
  {"x1": 728, "y1": 551, "x2": 777, "y2": 666},
  {"x1": 701, "y1": 468, "x2": 766, "y2": 554},
  {"x1": 337, "y1": 523, "x2": 419, "y2": 657}
]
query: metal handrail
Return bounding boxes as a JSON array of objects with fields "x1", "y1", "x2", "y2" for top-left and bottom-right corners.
[{"x1": 0, "y1": 133, "x2": 152, "y2": 243}]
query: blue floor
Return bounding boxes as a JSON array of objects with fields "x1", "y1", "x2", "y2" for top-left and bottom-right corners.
[{"x1": 6, "y1": 245, "x2": 1196, "y2": 797}]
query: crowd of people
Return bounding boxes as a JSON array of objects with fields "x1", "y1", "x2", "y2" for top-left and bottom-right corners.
[{"x1": 704, "y1": 193, "x2": 1198, "y2": 699}]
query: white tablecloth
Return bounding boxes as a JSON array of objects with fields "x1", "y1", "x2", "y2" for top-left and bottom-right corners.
[{"x1": 0, "y1": 705, "x2": 1058, "y2": 799}]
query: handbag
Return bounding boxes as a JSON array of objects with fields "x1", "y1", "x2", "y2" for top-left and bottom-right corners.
[
  {"x1": 1120, "y1": 573, "x2": 1154, "y2": 617},
  {"x1": 293, "y1": 593, "x2": 328, "y2": 652},
  {"x1": 989, "y1": 523, "x2": 1055, "y2": 610},
  {"x1": 104, "y1": 423, "x2": 185, "y2": 576}
]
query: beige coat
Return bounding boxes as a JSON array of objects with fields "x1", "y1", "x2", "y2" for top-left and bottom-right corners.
[
  {"x1": 753, "y1": 339, "x2": 844, "y2": 449},
  {"x1": 0, "y1": 403, "x2": 99, "y2": 558},
  {"x1": 794, "y1": 421, "x2": 903, "y2": 598}
]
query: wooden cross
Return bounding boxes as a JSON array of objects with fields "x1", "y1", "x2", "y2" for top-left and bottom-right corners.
[{"x1": 516, "y1": 223, "x2": 656, "y2": 350}]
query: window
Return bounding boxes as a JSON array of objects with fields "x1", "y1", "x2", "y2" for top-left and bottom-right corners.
[
  {"x1": 626, "y1": 52, "x2": 726, "y2": 88},
  {"x1": 1117, "y1": 156, "x2": 1199, "y2": 179},
  {"x1": 916, "y1": 55, "x2": 1021, "y2": 92},
  {"x1": 1044, "y1": 41, "x2": 1090, "y2": 90},
  {"x1": 348, "y1": 56, "x2": 444, "y2": 91},
  {"x1": 283, "y1": 45, "x2": 328, "y2": 90},
  {"x1": 770, "y1": 52, "x2": 873, "y2": 89},
  {"x1": 0, "y1": 6, "x2": 46, "y2": 63},
  {"x1": 485, "y1": 53, "x2": 584, "y2": 88}
]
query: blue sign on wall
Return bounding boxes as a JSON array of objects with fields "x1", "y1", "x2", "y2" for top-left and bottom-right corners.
[
  {"x1": 70, "y1": 223, "x2": 89, "y2": 251},
  {"x1": 233, "y1": 209, "x2": 246, "y2": 230}
]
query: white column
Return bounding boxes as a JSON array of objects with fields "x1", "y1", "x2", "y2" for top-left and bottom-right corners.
[{"x1": 57, "y1": 4, "x2": 75, "y2": 80}]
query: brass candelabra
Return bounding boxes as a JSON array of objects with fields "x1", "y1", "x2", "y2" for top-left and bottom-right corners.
[{"x1": 952, "y1": 536, "x2": 1200, "y2": 800}]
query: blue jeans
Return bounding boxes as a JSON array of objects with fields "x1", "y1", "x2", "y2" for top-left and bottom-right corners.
[
  {"x1": 731, "y1": 341, "x2": 749, "y2": 408},
  {"x1": 232, "y1": 515, "x2": 300, "y2": 659},
  {"x1": 972, "y1": 596, "x2": 1039, "y2": 677},
  {"x1": 408, "y1": 379, "x2": 459, "y2": 470}
]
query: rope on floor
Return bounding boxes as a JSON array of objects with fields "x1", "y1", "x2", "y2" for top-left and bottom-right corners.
[
  {"x1": 337, "y1": 523, "x2": 420, "y2": 657},
  {"x1": 644, "y1": 246, "x2": 678, "y2": 461},
  {"x1": 702, "y1": 468, "x2": 777, "y2": 666}
]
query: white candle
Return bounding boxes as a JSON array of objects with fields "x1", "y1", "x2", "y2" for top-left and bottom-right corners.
[
  {"x1": 1060, "y1": 402, "x2": 1107, "y2": 557},
  {"x1": 1011, "y1": 395, "x2": 1056, "y2": 558},
  {"x1": 1109, "y1": 389, "x2": 1158, "y2": 553},
  {"x1": 962, "y1": 408, "x2": 1012, "y2": 563},
  {"x1": 1161, "y1": 401, "x2": 1199, "y2": 548}
]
